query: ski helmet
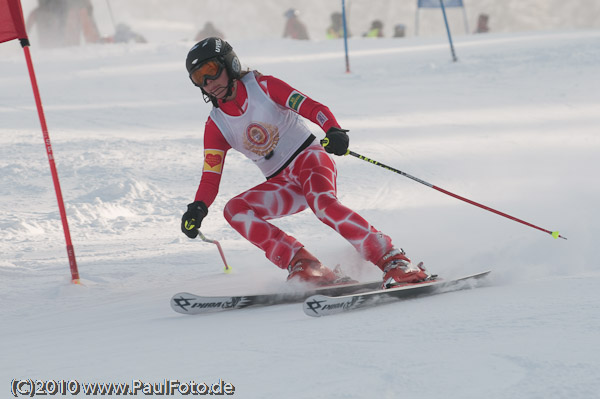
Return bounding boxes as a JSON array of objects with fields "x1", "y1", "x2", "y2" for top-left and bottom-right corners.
[{"x1": 186, "y1": 37, "x2": 241, "y2": 106}]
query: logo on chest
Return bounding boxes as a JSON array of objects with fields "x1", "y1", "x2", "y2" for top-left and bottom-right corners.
[{"x1": 244, "y1": 122, "x2": 279, "y2": 157}]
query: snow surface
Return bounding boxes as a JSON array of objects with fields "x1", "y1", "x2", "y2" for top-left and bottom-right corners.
[{"x1": 2, "y1": 28, "x2": 600, "y2": 398}]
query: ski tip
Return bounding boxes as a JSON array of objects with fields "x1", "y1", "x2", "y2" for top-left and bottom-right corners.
[{"x1": 303, "y1": 295, "x2": 330, "y2": 317}]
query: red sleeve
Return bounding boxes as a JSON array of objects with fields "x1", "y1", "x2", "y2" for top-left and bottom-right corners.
[
  {"x1": 256, "y1": 74, "x2": 340, "y2": 132},
  {"x1": 194, "y1": 117, "x2": 231, "y2": 208}
]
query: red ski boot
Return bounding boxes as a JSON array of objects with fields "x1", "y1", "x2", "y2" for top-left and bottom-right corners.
[
  {"x1": 377, "y1": 248, "x2": 429, "y2": 288},
  {"x1": 287, "y1": 248, "x2": 354, "y2": 287}
]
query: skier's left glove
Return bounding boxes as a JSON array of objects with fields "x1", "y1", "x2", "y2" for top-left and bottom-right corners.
[
  {"x1": 321, "y1": 127, "x2": 349, "y2": 156},
  {"x1": 181, "y1": 201, "x2": 208, "y2": 239}
]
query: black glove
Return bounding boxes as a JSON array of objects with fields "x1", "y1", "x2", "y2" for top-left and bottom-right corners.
[
  {"x1": 181, "y1": 201, "x2": 208, "y2": 239},
  {"x1": 321, "y1": 127, "x2": 349, "y2": 156}
]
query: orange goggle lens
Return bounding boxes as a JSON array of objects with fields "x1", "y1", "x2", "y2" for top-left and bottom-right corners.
[{"x1": 190, "y1": 60, "x2": 223, "y2": 87}]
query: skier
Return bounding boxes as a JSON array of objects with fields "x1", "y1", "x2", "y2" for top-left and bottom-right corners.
[{"x1": 181, "y1": 37, "x2": 429, "y2": 288}]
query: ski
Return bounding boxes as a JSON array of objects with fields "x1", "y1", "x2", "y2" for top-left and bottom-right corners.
[
  {"x1": 302, "y1": 270, "x2": 492, "y2": 317},
  {"x1": 170, "y1": 280, "x2": 382, "y2": 315}
]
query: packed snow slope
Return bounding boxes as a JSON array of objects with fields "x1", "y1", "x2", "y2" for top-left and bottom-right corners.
[{"x1": 2, "y1": 30, "x2": 600, "y2": 398}]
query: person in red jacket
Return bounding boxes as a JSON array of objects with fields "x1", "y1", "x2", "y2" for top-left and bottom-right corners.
[{"x1": 181, "y1": 37, "x2": 429, "y2": 288}]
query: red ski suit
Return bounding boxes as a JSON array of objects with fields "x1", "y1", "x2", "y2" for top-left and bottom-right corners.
[{"x1": 195, "y1": 72, "x2": 393, "y2": 269}]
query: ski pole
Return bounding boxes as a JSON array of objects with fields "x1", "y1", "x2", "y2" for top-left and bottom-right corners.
[
  {"x1": 198, "y1": 231, "x2": 232, "y2": 273},
  {"x1": 349, "y1": 150, "x2": 566, "y2": 239},
  {"x1": 321, "y1": 138, "x2": 566, "y2": 240}
]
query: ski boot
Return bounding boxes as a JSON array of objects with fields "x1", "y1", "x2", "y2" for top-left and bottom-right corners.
[
  {"x1": 287, "y1": 248, "x2": 356, "y2": 287},
  {"x1": 377, "y1": 248, "x2": 431, "y2": 289}
]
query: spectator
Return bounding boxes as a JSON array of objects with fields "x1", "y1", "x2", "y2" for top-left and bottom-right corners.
[
  {"x1": 64, "y1": 0, "x2": 101, "y2": 45},
  {"x1": 326, "y1": 12, "x2": 347, "y2": 39},
  {"x1": 26, "y1": 0, "x2": 68, "y2": 48},
  {"x1": 113, "y1": 23, "x2": 147, "y2": 44},
  {"x1": 393, "y1": 24, "x2": 406, "y2": 38},
  {"x1": 474, "y1": 13, "x2": 490, "y2": 34},
  {"x1": 282, "y1": 8, "x2": 309, "y2": 40},
  {"x1": 364, "y1": 20, "x2": 384, "y2": 38},
  {"x1": 26, "y1": 0, "x2": 101, "y2": 47},
  {"x1": 195, "y1": 22, "x2": 225, "y2": 41}
]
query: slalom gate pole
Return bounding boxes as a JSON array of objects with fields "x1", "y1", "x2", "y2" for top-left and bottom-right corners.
[
  {"x1": 341, "y1": 0, "x2": 351, "y2": 73},
  {"x1": 439, "y1": 0, "x2": 458, "y2": 62},
  {"x1": 198, "y1": 231, "x2": 232, "y2": 274},
  {"x1": 21, "y1": 40, "x2": 82, "y2": 282},
  {"x1": 346, "y1": 149, "x2": 566, "y2": 240}
]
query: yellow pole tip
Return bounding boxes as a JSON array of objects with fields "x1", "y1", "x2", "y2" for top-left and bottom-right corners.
[
  {"x1": 224, "y1": 267, "x2": 232, "y2": 274},
  {"x1": 551, "y1": 231, "x2": 560, "y2": 239}
]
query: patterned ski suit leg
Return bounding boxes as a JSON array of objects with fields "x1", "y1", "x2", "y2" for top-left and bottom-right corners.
[
  {"x1": 223, "y1": 145, "x2": 393, "y2": 269},
  {"x1": 223, "y1": 175, "x2": 309, "y2": 269},
  {"x1": 293, "y1": 146, "x2": 393, "y2": 264}
]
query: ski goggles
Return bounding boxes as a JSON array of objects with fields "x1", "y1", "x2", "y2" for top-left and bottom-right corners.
[{"x1": 190, "y1": 60, "x2": 224, "y2": 87}]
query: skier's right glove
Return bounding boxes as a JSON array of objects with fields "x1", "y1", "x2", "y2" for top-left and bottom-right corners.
[
  {"x1": 181, "y1": 201, "x2": 208, "y2": 239},
  {"x1": 321, "y1": 127, "x2": 349, "y2": 156}
]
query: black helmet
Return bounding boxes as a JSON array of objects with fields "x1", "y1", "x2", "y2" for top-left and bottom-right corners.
[
  {"x1": 186, "y1": 37, "x2": 241, "y2": 82},
  {"x1": 186, "y1": 37, "x2": 242, "y2": 106}
]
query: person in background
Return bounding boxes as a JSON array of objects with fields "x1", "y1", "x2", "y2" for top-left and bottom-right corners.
[
  {"x1": 26, "y1": 0, "x2": 68, "y2": 48},
  {"x1": 282, "y1": 8, "x2": 309, "y2": 40},
  {"x1": 180, "y1": 37, "x2": 431, "y2": 288},
  {"x1": 326, "y1": 12, "x2": 347, "y2": 39},
  {"x1": 364, "y1": 20, "x2": 384, "y2": 38},
  {"x1": 63, "y1": 0, "x2": 101, "y2": 45},
  {"x1": 195, "y1": 22, "x2": 225, "y2": 41},
  {"x1": 393, "y1": 24, "x2": 406, "y2": 38},
  {"x1": 474, "y1": 13, "x2": 490, "y2": 34},
  {"x1": 27, "y1": 0, "x2": 101, "y2": 47},
  {"x1": 113, "y1": 23, "x2": 147, "y2": 44}
]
